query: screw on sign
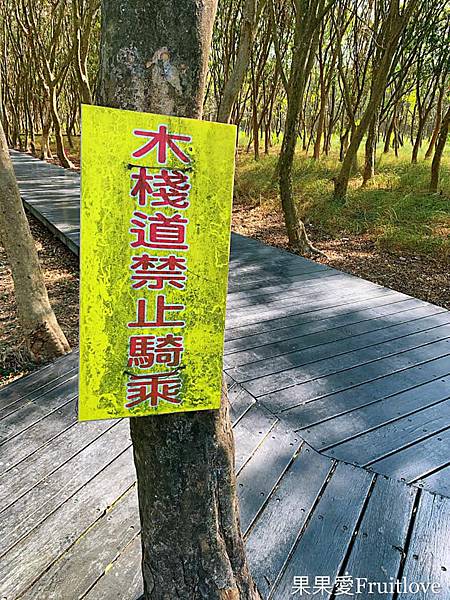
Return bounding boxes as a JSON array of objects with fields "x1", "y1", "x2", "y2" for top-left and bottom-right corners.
[{"x1": 79, "y1": 106, "x2": 235, "y2": 420}]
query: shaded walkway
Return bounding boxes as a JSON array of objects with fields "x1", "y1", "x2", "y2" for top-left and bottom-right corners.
[{"x1": 0, "y1": 150, "x2": 448, "y2": 599}]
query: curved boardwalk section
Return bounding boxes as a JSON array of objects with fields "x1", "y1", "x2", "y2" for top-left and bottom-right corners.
[{"x1": 0, "y1": 150, "x2": 448, "y2": 599}]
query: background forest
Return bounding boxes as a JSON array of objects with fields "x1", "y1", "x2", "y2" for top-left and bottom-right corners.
[{"x1": 1, "y1": 0, "x2": 449, "y2": 379}]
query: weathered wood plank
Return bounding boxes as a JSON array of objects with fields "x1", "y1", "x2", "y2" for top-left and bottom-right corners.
[
  {"x1": 368, "y1": 427, "x2": 450, "y2": 482},
  {"x1": 0, "y1": 448, "x2": 135, "y2": 599},
  {"x1": 245, "y1": 446, "x2": 333, "y2": 598},
  {"x1": 226, "y1": 286, "x2": 395, "y2": 330},
  {"x1": 0, "y1": 375, "x2": 78, "y2": 444},
  {"x1": 82, "y1": 536, "x2": 143, "y2": 600},
  {"x1": 0, "y1": 399, "x2": 77, "y2": 476},
  {"x1": 237, "y1": 421, "x2": 302, "y2": 534},
  {"x1": 225, "y1": 292, "x2": 407, "y2": 341},
  {"x1": 325, "y1": 398, "x2": 450, "y2": 466},
  {"x1": 20, "y1": 488, "x2": 140, "y2": 600},
  {"x1": 259, "y1": 342, "x2": 450, "y2": 415},
  {"x1": 227, "y1": 274, "x2": 381, "y2": 313},
  {"x1": 343, "y1": 475, "x2": 417, "y2": 597},
  {"x1": 415, "y1": 464, "x2": 450, "y2": 497},
  {"x1": 0, "y1": 351, "x2": 77, "y2": 413},
  {"x1": 224, "y1": 298, "x2": 434, "y2": 355},
  {"x1": 233, "y1": 403, "x2": 278, "y2": 473},
  {"x1": 0, "y1": 422, "x2": 130, "y2": 557},
  {"x1": 303, "y1": 376, "x2": 450, "y2": 451},
  {"x1": 271, "y1": 462, "x2": 374, "y2": 600},
  {"x1": 400, "y1": 491, "x2": 450, "y2": 599},
  {"x1": 0, "y1": 417, "x2": 119, "y2": 512},
  {"x1": 276, "y1": 355, "x2": 450, "y2": 434},
  {"x1": 224, "y1": 305, "x2": 446, "y2": 370}
]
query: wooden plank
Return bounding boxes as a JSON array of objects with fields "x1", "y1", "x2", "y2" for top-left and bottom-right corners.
[
  {"x1": 224, "y1": 298, "x2": 429, "y2": 355},
  {"x1": 258, "y1": 334, "x2": 449, "y2": 414},
  {"x1": 227, "y1": 273, "x2": 374, "y2": 312},
  {"x1": 227, "y1": 268, "x2": 338, "y2": 295},
  {"x1": 272, "y1": 354, "x2": 450, "y2": 430},
  {"x1": 271, "y1": 463, "x2": 373, "y2": 600},
  {"x1": 0, "y1": 422, "x2": 131, "y2": 557},
  {"x1": 0, "y1": 448, "x2": 135, "y2": 599},
  {"x1": 325, "y1": 398, "x2": 450, "y2": 467},
  {"x1": 343, "y1": 476, "x2": 417, "y2": 597},
  {"x1": 0, "y1": 418, "x2": 120, "y2": 512},
  {"x1": 415, "y1": 464, "x2": 450, "y2": 497},
  {"x1": 237, "y1": 421, "x2": 302, "y2": 534},
  {"x1": 0, "y1": 399, "x2": 77, "y2": 476},
  {"x1": 226, "y1": 287, "x2": 395, "y2": 330},
  {"x1": 400, "y1": 491, "x2": 450, "y2": 598},
  {"x1": 224, "y1": 305, "x2": 446, "y2": 370},
  {"x1": 0, "y1": 374, "x2": 78, "y2": 444},
  {"x1": 224, "y1": 293, "x2": 404, "y2": 342},
  {"x1": 232, "y1": 403, "x2": 278, "y2": 473},
  {"x1": 0, "y1": 351, "x2": 77, "y2": 412},
  {"x1": 303, "y1": 376, "x2": 450, "y2": 451},
  {"x1": 20, "y1": 488, "x2": 140, "y2": 600},
  {"x1": 244, "y1": 446, "x2": 333, "y2": 598},
  {"x1": 228, "y1": 381, "x2": 256, "y2": 425},
  {"x1": 368, "y1": 427, "x2": 450, "y2": 482},
  {"x1": 83, "y1": 536, "x2": 143, "y2": 600},
  {"x1": 227, "y1": 271, "x2": 346, "y2": 307},
  {"x1": 226, "y1": 312, "x2": 450, "y2": 384}
]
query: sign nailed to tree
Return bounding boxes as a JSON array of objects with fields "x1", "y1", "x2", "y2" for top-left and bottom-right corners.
[{"x1": 79, "y1": 106, "x2": 236, "y2": 421}]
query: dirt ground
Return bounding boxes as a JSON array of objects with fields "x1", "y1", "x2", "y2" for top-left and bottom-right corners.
[
  {"x1": 0, "y1": 214, "x2": 79, "y2": 386},
  {"x1": 1, "y1": 192, "x2": 448, "y2": 387},
  {"x1": 232, "y1": 202, "x2": 450, "y2": 310}
]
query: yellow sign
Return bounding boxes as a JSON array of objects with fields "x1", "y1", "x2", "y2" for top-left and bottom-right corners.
[{"x1": 79, "y1": 105, "x2": 235, "y2": 421}]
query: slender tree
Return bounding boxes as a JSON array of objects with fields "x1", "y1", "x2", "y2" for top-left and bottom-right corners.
[
  {"x1": 277, "y1": 0, "x2": 333, "y2": 254},
  {"x1": 97, "y1": 1, "x2": 261, "y2": 598},
  {"x1": 429, "y1": 105, "x2": 450, "y2": 193},
  {"x1": 0, "y1": 120, "x2": 70, "y2": 361}
]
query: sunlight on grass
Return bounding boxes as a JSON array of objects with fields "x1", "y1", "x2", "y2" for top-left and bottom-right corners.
[{"x1": 235, "y1": 138, "x2": 450, "y2": 259}]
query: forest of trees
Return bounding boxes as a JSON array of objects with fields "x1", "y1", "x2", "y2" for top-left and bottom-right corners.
[{"x1": 1, "y1": 0, "x2": 449, "y2": 252}]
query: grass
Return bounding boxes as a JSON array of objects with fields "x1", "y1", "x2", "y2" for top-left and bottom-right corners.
[{"x1": 235, "y1": 138, "x2": 450, "y2": 260}]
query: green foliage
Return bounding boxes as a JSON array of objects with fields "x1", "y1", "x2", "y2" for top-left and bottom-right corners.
[{"x1": 235, "y1": 140, "x2": 450, "y2": 259}]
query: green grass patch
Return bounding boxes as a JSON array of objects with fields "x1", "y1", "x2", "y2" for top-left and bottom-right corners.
[{"x1": 235, "y1": 140, "x2": 450, "y2": 259}]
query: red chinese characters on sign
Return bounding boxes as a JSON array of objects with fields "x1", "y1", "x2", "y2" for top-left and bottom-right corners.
[
  {"x1": 125, "y1": 372, "x2": 182, "y2": 408},
  {"x1": 130, "y1": 168, "x2": 191, "y2": 209},
  {"x1": 130, "y1": 254, "x2": 187, "y2": 290},
  {"x1": 126, "y1": 124, "x2": 193, "y2": 410},
  {"x1": 132, "y1": 125, "x2": 191, "y2": 164},
  {"x1": 128, "y1": 334, "x2": 184, "y2": 368},
  {"x1": 129, "y1": 211, "x2": 189, "y2": 251}
]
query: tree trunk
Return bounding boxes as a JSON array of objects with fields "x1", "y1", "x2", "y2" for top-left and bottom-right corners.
[
  {"x1": 425, "y1": 85, "x2": 444, "y2": 159},
  {"x1": 429, "y1": 106, "x2": 450, "y2": 193},
  {"x1": 277, "y1": 1, "x2": 326, "y2": 255},
  {"x1": 49, "y1": 86, "x2": 75, "y2": 169},
  {"x1": 363, "y1": 111, "x2": 378, "y2": 185},
  {"x1": 98, "y1": 1, "x2": 261, "y2": 598},
  {"x1": 217, "y1": 0, "x2": 257, "y2": 124},
  {"x1": 0, "y1": 121, "x2": 70, "y2": 362},
  {"x1": 40, "y1": 102, "x2": 53, "y2": 160}
]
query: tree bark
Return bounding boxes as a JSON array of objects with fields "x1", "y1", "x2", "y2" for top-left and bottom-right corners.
[
  {"x1": 217, "y1": 0, "x2": 257, "y2": 124},
  {"x1": 425, "y1": 85, "x2": 444, "y2": 159},
  {"x1": 362, "y1": 111, "x2": 378, "y2": 185},
  {"x1": 98, "y1": 1, "x2": 261, "y2": 598},
  {"x1": 429, "y1": 105, "x2": 450, "y2": 194},
  {"x1": 277, "y1": 0, "x2": 328, "y2": 255},
  {"x1": 0, "y1": 121, "x2": 70, "y2": 362}
]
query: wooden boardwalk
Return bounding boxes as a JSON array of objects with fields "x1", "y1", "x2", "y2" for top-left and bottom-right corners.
[{"x1": 1, "y1": 150, "x2": 449, "y2": 599}]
